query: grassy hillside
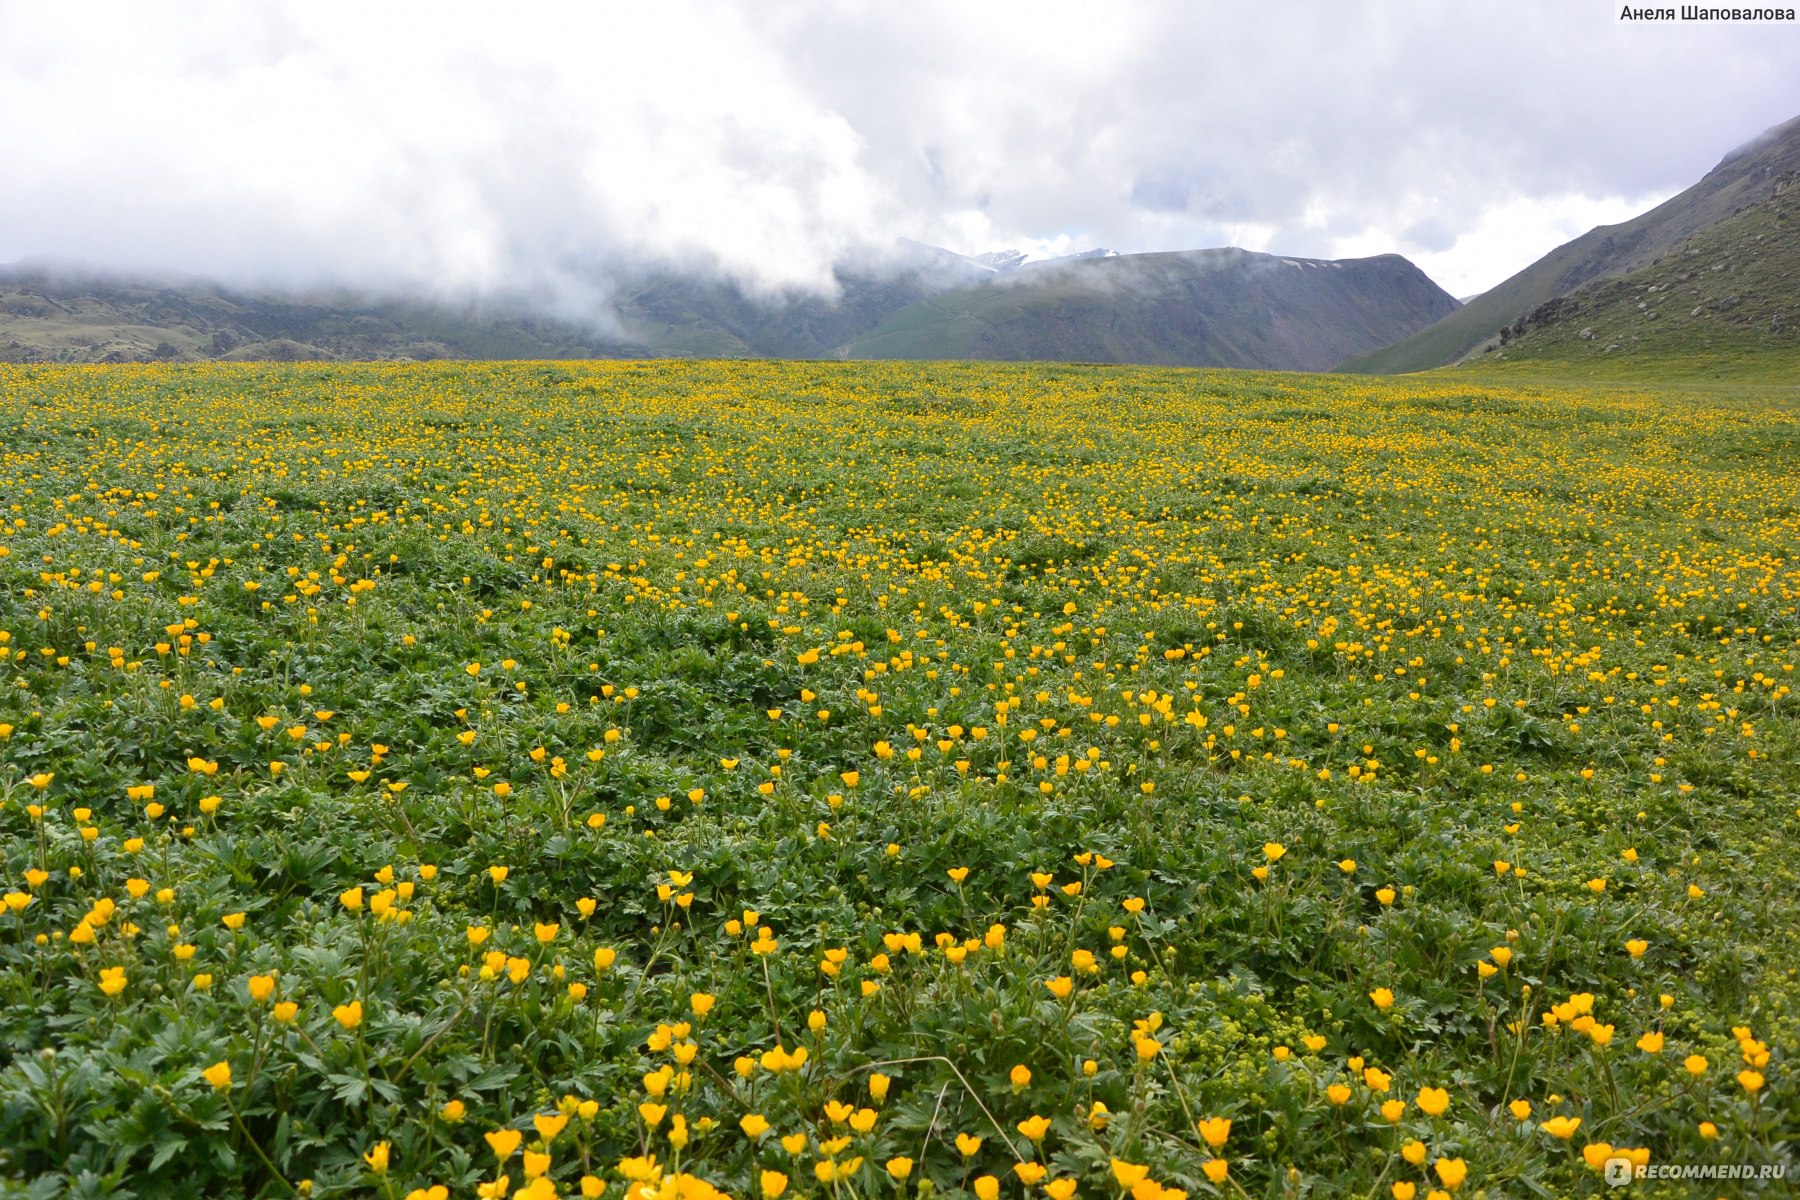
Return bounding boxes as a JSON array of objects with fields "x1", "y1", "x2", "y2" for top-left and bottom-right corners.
[
  {"x1": 1340, "y1": 113, "x2": 1800, "y2": 374},
  {"x1": 1, "y1": 360, "x2": 1795, "y2": 1197},
  {"x1": 0, "y1": 271, "x2": 641, "y2": 363},
  {"x1": 0, "y1": 246, "x2": 994, "y2": 364},
  {"x1": 1459, "y1": 174, "x2": 1798, "y2": 382},
  {"x1": 846, "y1": 249, "x2": 1458, "y2": 370}
]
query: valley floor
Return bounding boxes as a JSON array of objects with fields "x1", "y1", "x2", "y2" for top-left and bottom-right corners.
[{"x1": 0, "y1": 361, "x2": 1794, "y2": 1198}]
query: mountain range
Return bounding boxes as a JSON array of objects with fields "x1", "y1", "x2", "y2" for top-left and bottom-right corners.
[
  {"x1": 845, "y1": 249, "x2": 1458, "y2": 370},
  {"x1": 2, "y1": 114, "x2": 1795, "y2": 374},
  {"x1": 0, "y1": 239, "x2": 1456, "y2": 372}
]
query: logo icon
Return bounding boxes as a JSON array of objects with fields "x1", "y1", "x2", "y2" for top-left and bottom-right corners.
[{"x1": 1604, "y1": 1157, "x2": 1635, "y2": 1188}]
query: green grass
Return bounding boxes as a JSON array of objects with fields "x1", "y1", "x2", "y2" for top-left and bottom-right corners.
[{"x1": 0, "y1": 360, "x2": 1795, "y2": 1199}]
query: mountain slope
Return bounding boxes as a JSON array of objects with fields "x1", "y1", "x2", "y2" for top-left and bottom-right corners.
[
  {"x1": 0, "y1": 242, "x2": 999, "y2": 364},
  {"x1": 843, "y1": 248, "x2": 1458, "y2": 370},
  {"x1": 1339, "y1": 112, "x2": 1800, "y2": 374},
  {"x1": 605, "y1": 245, "x2": 995, "y2": 357},
  {"x1": 1465, "y1": 170, "x2": 1797, "y2": 378},
  {"x1": 0, "y1": 270, "x2": 638, "y2": 363}
]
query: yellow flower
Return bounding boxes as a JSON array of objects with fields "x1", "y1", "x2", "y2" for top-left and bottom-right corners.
[
  {"x1": 1684, "y1": 1054, "x2": 1708, "y2": 1076},
  {"x1": 332, "y1": 1000, "x2": 363, "y2": 1030},
  {"x1": 1508, "y1": 1099, "x2": 1531, "y2": 1120},
  {"x1": 485, "y1": 1129, "x2": 523, "y2": 1161},
  {"x1": 1540, "y1": 1116, "x2": 1581, "y2": 1139},
  {"x1": 1017, "y1": 1114, "x2": 1050, "y2": 1142},
  {"x1": 1415, "y1": 1087, "x2": 1448, "y2": 1117},
  {"x1": 760, "y1": 1171, "x2": 788, "y2": 1199},
  {"x1": 202, "y1": 1061, "x2": 232, "y2": 1090},
  {"x1": 364, "y1": 1141, "x2": 390, "y2": 1174},
  {"x1": 534, "y1": 1113, "x2": 568, "y2": 1143},
  {"x1": 955, "y1": 1133, "x2": 983, "y2": 1158},
  {"x1": 1262, "y1": 842, "x2": 1286, "y2": 862},
  {"x1": 1637, "y1": 1031, "x2": 1664, "y2": 1054},
  {"x1": 534, "y1": 922, "x2": 559, "y2": 944},
  {"x1": 1432, "y1": 1158, "x2": 1467, "y2": 1191},
  {"x1": 1202, "y1": 1160, "x2": 1228, "y2": 1184},
  {"x1": 1197, "y1": 1117, "x2": 1231, "y2": 1149},
  {"x1": 1370, "y1": 987, "x2": 1395, "y2": 1010},
  {"x1": 886, "y1": 1157, "x2": 915, "y2": 1180},
  {"x1": 740, "y1": 1114, "x2": 770, "y2": 1138},
  {"x1": 1111, "y1": 1161, "x2": 1149, "y2": 1191}
]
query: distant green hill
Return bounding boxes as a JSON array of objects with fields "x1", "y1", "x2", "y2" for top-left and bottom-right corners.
[
  {"x1": 0, "y1": 243, "x2": 994, "y2": 364},
  {"x1": 1461, "y1": 172, "x2": 1798, "y2": 381},
  {"x1": 0, "y1": 272, "x2": 636, "y2": 363},
  {"x1": 844, "y1": 248, "x2": 1458, "y2": 370},
  {"x1": 0, "y1": 244, "x2": 1455, "y2": 371},
  {"x1": 1340, "y1": 113, "x2": 1800, "y2": 374}
]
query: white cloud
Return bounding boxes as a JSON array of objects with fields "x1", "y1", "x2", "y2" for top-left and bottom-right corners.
[
  {"x1": 1327, "y1": 192, "x2": 1670, "y2": 297},
  {"x1": 0, "y1": 0, "x2": 1793, "y2": 310}
]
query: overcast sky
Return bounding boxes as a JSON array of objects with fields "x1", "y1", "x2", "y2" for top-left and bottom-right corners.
[{"x1": 0, "y1": 1, "x2": 1794, "y2": 305}]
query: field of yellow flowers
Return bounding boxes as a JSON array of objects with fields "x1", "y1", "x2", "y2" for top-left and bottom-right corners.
[{"x1": 0, "y1": 360, "x2": 1795, "y2": 1199}]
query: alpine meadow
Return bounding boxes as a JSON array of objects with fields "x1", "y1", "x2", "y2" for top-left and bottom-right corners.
[{"x1": 0, "y1": 359, "x2": 1794, "y2": 1199}]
